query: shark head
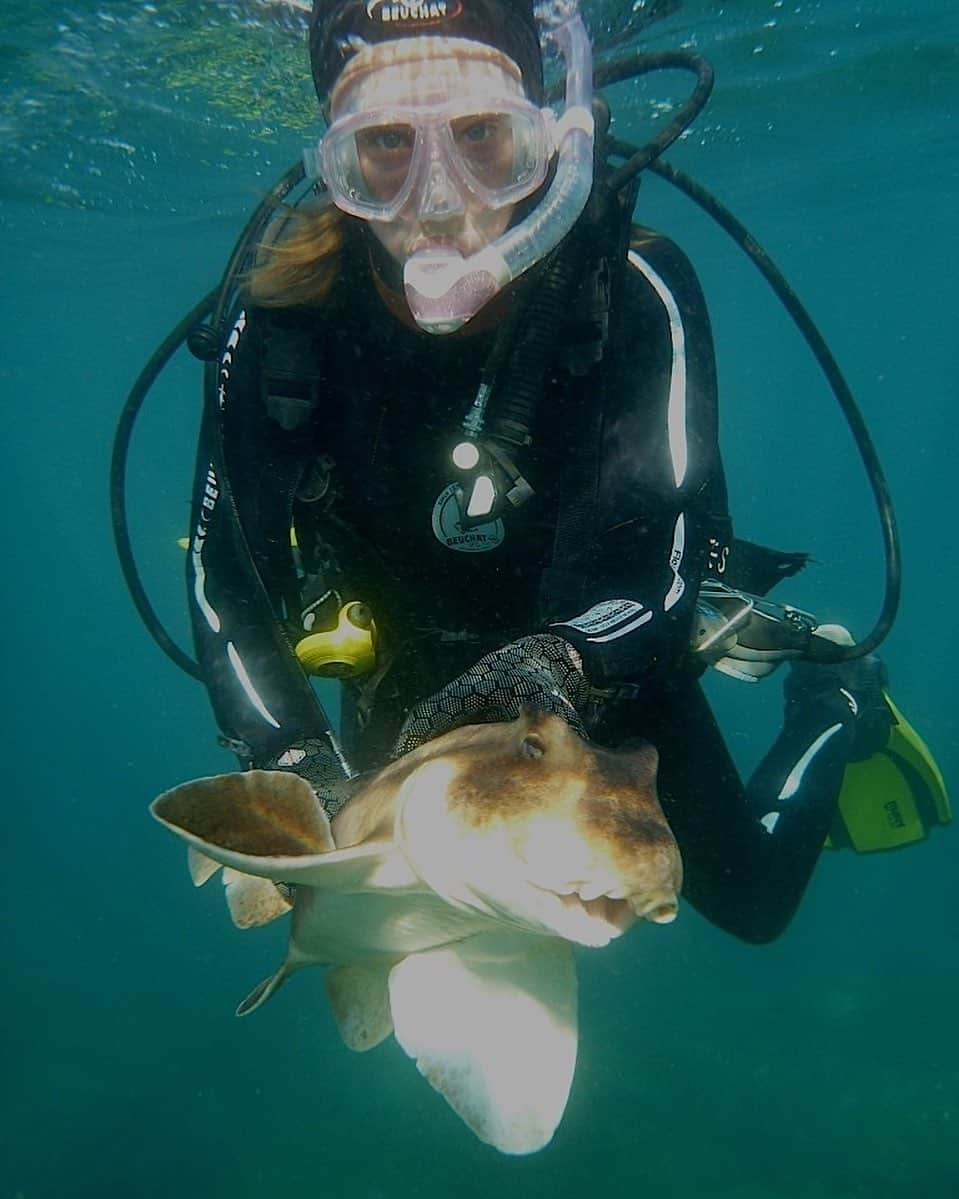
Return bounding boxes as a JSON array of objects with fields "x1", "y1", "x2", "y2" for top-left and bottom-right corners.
[{"x1": 390, "y1": 709, "x2": 682, "y2": 947}]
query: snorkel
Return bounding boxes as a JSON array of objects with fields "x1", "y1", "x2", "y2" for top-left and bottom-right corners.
[{"x1": 403, "y1": 6, "x2": 594, "y2": 333}]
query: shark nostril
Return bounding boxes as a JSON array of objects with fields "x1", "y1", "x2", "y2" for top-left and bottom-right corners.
[
  {"x1": 644, "y1": 896, "x2": 679, "y2": 924},
  {"x1": 628, "y1": 892, "x2": 679, "y2": 924}
]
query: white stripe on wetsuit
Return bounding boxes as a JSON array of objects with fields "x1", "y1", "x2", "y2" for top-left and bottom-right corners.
[
  {"x1": 628, "y1": 250, "x2": 691, "y2": 612},
  {"x1": 627, "y1": 249, "x2": 689, "y2": 488},
  {"x1": 227, "y1": 641, "x2": 281, "y2": 730},
  {"x1": 197, "y1": 308, "x2": 281, "y2": 731},
  {"x1": 759, "y1": 722, "x2": 845, "y2": 834}
]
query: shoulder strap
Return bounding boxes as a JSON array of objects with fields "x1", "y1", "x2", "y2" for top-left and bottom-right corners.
[
  {"x1": 259, "y1": 307, "x2": 326, "y2": 432},
  {"x1": 538, "y1": 369, "x2": 604, "y2": 622},
  {"x1": 537, "y1": 213, "x2": 643, "y2": 622}
]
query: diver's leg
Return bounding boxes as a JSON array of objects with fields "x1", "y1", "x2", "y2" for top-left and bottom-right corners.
[
  {"x1": 644, "y1": 659, "x2": 888, "y2": 943},
  {"x1": 633, "y1": 680, "x2": 789, "y2": 942}
]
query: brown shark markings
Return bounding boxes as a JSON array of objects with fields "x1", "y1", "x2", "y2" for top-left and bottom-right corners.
[{"x1": 151, "y1": 709, "x2": 681, "y2": 1154}]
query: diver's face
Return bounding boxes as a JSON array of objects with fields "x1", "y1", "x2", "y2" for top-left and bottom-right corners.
[{"x1": 329, "y1": 44, "x2": 525, "y2": 266}]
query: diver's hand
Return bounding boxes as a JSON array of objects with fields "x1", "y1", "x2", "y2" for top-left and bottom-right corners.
[
  {"x1": 261, "y1": 737, "x2": 355, "y2": 817},
  {"x1": 393, "y1": 634, "x2": 590, "y2": 757}
]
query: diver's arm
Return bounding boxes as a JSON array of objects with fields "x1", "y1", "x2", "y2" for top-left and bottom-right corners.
[
  {"x1": 551, "y1": 503, "x2": 712, "y2": 689},
  {"x1": 548, "y1": 231, "x2": 727, "y2": 689},
  {"x1": 186, "y1": 308, "x2": 339, "y2": 770}
]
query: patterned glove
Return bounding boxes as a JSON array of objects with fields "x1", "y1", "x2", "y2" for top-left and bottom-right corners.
[
  {"x1": 260, "y1": 733, "x2": 355, "y2": 818},
  {"x1": 392, "y1": 634, "x2": 590, "y2": 757}
]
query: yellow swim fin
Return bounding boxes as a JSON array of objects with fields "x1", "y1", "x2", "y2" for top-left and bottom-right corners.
[{"x1": 826, "y1": 693, "x2": 951, "y2": 852}]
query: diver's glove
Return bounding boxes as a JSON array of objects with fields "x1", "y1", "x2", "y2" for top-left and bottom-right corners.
[
  {"x1": 784, "y1": 652, "x2": 893, "y2": 762},
  {"x1": 393, "y1": 634, "x2": 590, "y2": 757},
  {"x1": 260, "y1": 735, "x2": 355, "y2": 818}
]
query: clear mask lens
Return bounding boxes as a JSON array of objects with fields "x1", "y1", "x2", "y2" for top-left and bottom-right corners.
[{"x1": 322, "y1": 100, "x2": 550, "y2": 221}]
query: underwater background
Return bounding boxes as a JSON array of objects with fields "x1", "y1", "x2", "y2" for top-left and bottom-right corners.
[{"x1": 2, "y1": 1, "x2": 956, "y2": 1195}]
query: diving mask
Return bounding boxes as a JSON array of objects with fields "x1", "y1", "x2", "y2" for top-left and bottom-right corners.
[
  {"x1": 321, "y1": 97, "x2": 553, "y2": 223},
  {"x1": 305, "y1": 8, "x2": 594, "y2": 333}
]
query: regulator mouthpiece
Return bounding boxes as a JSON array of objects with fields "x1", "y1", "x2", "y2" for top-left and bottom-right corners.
[{"x1": 404, "y1": 246, "x2": 508, "y2": 335}]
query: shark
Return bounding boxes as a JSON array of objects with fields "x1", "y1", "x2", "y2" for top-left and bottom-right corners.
[{"x1": 151, "y1": 709, "x2": 682, "y2": 1155}]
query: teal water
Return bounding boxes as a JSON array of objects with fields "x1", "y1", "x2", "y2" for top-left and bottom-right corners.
[{"x1": 3, "y1": 1, "x2": 957, "y2": 1196}]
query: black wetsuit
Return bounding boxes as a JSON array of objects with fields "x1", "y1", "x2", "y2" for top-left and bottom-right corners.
[{"x1": 187, "y1": 226, "x2": 856, "y2": 943}]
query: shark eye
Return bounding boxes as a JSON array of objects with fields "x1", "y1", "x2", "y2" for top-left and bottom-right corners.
[{"x1": 521, "y1": 734, "x2": 546, "y2": 759}]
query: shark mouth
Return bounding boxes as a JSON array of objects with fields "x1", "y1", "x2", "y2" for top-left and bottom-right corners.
[
  {"x1": 463, "y1": 879, "x2": 678, "y2": 949},
  {"x1": 542, "y1": 884, "x2": 678, "y2": 946},
  {"x1": 550, "y1": 888, "x2": 635, "y2": 946}
]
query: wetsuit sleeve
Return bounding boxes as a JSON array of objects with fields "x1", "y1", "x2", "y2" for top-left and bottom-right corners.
[
  {"x1": 548, "y1": 231, "x2": 729, "y2": 689},
  {"x1": 186, "y1": 308, "x2": 337, "y2": 766}
]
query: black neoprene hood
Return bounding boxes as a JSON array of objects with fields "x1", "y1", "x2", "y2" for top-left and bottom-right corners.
[{"x1": 309, "y1": 0, "x2": 546, "y2": 103}]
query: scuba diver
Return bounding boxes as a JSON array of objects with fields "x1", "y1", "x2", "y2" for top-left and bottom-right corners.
[{"x1": 133, "y1": 0, "x2": 947, "y2": 944}]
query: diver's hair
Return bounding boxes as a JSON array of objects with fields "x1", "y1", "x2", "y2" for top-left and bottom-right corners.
[{"x1": 246, "y1": 201, "x2": 360, "y2": 308}]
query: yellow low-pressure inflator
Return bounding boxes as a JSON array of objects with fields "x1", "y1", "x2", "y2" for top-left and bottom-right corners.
[{"x1": 295, "y1": 602, "x2": 377, "y2": 678}]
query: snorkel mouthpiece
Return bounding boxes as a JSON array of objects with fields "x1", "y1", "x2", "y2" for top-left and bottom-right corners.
[
  {"x1": 404, "y1": 246, "x2": 510, "y2": 335},
  {"x1": 404, "y1": 9, "x2": 594, "y2": 334}
]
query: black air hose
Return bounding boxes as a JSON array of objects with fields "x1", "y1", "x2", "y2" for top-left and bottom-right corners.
[{"x1": 488, "y1": 237, "x2": 586, "y2": 446}]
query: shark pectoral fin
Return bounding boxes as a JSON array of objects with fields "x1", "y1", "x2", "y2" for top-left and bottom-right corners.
[
  {"x1": 153, "y1": 770, "x2": 381, "y2": 886},
  {"x1": 154, "y1": 771, "x2": 406, "y2": 888},
  {"x1": 236, "y1": 960, "x2": 298, "y2": 1018},
  {"x1": 388, "y1": 932, "x2": 578, "y2": 1155},
  {"x1": 153, "y1": 769, "x2": 336, "y2": 862},
  {"x1": 325, "y1": 963, "x2": 395, "y2": 1052},
  {"x1": 222, "y1": 868, "x2": 292, "y2": 929},
  {"x1": 187, "y1": 846, "x2": 221, "y2": 887}
]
